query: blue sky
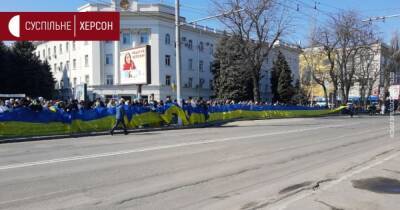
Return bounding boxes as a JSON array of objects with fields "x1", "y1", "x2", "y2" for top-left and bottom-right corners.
[{"x1": 1, "y1": 0, "x2": 399, "y2": 44}]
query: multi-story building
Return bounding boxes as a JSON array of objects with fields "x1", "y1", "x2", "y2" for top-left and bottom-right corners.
[
  {"x1": 262, "y1": 41, "x2": 301, "y2": 101},
  {"x1": 300, "y1": 42, "x2": 393, "y2": 103},
  {"x1": 35, "y1": 0, "x2": 301, "y2": 102}
]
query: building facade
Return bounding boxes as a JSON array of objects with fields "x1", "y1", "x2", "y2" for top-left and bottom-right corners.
[
  {"x1": 300, "y1": 43, "x2": 395, "y2": 103},
  {"x1": 35, "y1": 0, "x2": 301, "y2": 102}
]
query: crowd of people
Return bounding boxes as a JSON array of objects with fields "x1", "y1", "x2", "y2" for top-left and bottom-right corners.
[
  {"x1": 0, "y1": 96, "x2": 291, "y2": 114},
  {"x1": 2, "y1": 96, "x2": 398, "y2": 115}
]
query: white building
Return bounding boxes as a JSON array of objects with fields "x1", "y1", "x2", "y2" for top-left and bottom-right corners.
[
  {"x1": 348, "y1": 43, "x2": 391, "y2": 99},
  {"x1": 262, "y1": 41, "x2": 301, "y2": 101},
  {"x1": 35, "y1": 0, "x2": 301, "y2": 102}
]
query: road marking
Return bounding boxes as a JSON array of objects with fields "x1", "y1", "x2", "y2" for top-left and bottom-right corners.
[
  {"x1": 0, "y1": 123, "x2": 361, "y2": 171},
  {"x1": 268, "y1": 150, "x2": 400, "y2": 210}
]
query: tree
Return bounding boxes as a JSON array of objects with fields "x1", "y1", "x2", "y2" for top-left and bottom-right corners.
[
  {"x1": 0, "y1": 41, "x2": 55, "y2": 98},
  {"x1": 212, "y1": 35, "x2": 253, "y2": 101},
  {"x1": 292, "y1": 79, "x2": 309, "y2": 105},
  {"x1": 301, "y1": 46, "x2": 331, "y2": 107},
  {"x1": 355, "y1": 45, "x2": 379, "y2": 107},
  {"x1": 0, "y1": 41, "x2": 10, "y2": 93},
  {"x1": 313, "y1": 25, "x2": 340, "y2": 107},
  {"x1": 275, "y1": 53, "x2": 295, "y2": 104},
  {"x1": 213, "y1": 0, "x2": 290, "y2": 102},
  {"x1": 332, "y1": 11, "x2": 376, "y2": 104},
  {"x1": 270, "y1": 51, "x2": 286, "y2": 103},
  {"x1": 314, "y1": 10, "x2": 378, "y2": 105}
]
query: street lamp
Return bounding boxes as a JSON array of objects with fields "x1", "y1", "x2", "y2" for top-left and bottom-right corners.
[{"x1": 175, "y1": 0, "x2": 182, "y2": 105}]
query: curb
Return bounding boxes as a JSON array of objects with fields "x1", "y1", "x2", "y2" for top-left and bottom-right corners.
[{"x1": 0, "y1": 121, "x2": 229, "y2": 144}]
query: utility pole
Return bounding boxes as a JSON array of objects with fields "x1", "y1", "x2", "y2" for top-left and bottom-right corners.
[{"x1": 175, "y1": 0, "x2": 182, "y2": 105}]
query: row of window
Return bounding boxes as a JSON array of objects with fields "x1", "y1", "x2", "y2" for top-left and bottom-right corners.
[
  {"x1": 122, "y1": 32, "x2": 149, "y2": 45},
  {"x1": 70, "y1": 75, "x2": 90, "y2": 87},
  {"x1": 63, "y1": 75, "x2": 212, "y2": 89},
  {"x1": 164, "y1": 55, "x2": 212, "y2": 72},
  {"x1": 51, "y1": 52, "x2": 214, "y2": 73},
  {"x1": 164, "y1": 34, "x2": 214, "y2": 54},
  {"x1": 55, "y1": 54, "x2": 112, "y2": 68},
  {"x1": 52, "y1": 55, "x2": 90, "y2": 71},
  {"x1": 164, "y1": 75, "x2": 212, "y2": 89},
  {"x1": 38, "y1": 41, "x2": 89, "y2": 60},
  {"x1": 62, "y1": 74, "x2": 113, "y2": 89}
]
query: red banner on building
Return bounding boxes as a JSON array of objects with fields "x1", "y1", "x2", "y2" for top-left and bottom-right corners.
[{"x1": 0, "y1": 12, "x2": 120, "y2": 41}]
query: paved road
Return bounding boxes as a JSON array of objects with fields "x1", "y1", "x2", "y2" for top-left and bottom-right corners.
[{"x1": 0, "y1": 115, "x2": 398, "y2": 210}]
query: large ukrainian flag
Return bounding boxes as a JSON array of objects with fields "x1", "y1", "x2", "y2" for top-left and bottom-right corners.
[{"x1": 0, "y1": 105, "x2": 344, "y2": 138}]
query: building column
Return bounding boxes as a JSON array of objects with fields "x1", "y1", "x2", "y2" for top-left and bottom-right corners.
[
  {"x1": 92, "y1": 41, "x2": 102, "y2": 86},
  {"x1": 114, "y1": 40, "x2": 120, "y2": 85}
]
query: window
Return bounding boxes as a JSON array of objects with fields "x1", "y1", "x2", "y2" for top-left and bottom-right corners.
[
  {"x1": 60, "y1": 62, "x2": 63, "y2": 71},
  {"x1": 106, "y1": 75, "x2": 114, "y2": 85},
  {"x1": 53, "y1": 46, "x2": 57, "y2": 58},
  {"x1": 48, "y1": 48, "x2": 51, "y2": 59},
  {"x1": 209, "y1": 62, "x2": 213, "y2": 72},
  {"x1": 122, "y1": 33, "x2": 131, "y2": 45},
  {"x1": 66, "y1": 61, "x2": 70, "y2": 70},
  {"x1": 188, "y1": 40, "x2": 193, "y2": 49},
  {"x1": 199, "y1": 42, "x2": 204, "y2": 52},
  {"x1": 165, "y1": 34, "x2": 171, "y2": 45},
  {"x1": 199, "y1": 60, "x2": 204, "y2": 72},
  {"x1": 73, "y1": 78, "x2": 77, "y2": 87},
  {"x1": 209, "y1": 79, "x2": 213, "y2": 90},
  {"x1": 73, "y1": 59, "x2": 77, "y2": 69},
  {"x1": 85, "y1": 75, "x2": 89, "y2": 84},
  {"x1": 210, "y1": 44, "x2": 214, "y2": 54},
  {"x1": 199, "y1": 78, "x2": 205, "y2": 88},
  {"x1": 165, "y1": 55, "x2": 171, "y2": 66},
  {"x1": 105, "y1": 54, "x2": 113, "y2": 65},
  {"x1": 59, "y1": 44, "x2": 62, "y2": 54},
  {"x1": 72, "y1": 41, "x2": 76, "y2": 50},
  {"x1": 188, "y1": 77, "x2": 193, "y2": 88},
  {"x1": 42, "y1": 50, "x2": 45, "y2": 59},
  {"x1": 84, "y1": 55, "x2": 89, "y2": 67},
  {"x1": 188, "y1": 59, "x2": 193, "y2": 70},
  {"x1": 165, "y1": 75, "x2": 171, "y2": 86},
  {"x1": 53, "y1": 63, "x2": 57, "y2": 71},
  {"x1": 66, "y1": 42, "x2": 69, "y2": 52},
  {"x1": 140, "y1": 32, "x2": 149, "y2": 44}
]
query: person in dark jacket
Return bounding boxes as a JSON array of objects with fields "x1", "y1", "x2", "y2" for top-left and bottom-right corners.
[{"x1": 110, "y1": 99, "x2": 128, "y2": 135}]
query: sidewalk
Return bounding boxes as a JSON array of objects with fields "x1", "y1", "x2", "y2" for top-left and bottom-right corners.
[{"x1": 284, "y1": 150, "x2": 400, "y2": 210}]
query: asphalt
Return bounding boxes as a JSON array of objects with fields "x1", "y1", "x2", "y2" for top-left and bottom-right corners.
[{"x1": 0, "y1": 115, "x2": 398, "y2": 210}]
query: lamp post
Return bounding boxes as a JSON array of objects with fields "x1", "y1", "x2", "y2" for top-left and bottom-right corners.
[{"x1": 175, "y1": 0, "x2": 182, "y2": 105}]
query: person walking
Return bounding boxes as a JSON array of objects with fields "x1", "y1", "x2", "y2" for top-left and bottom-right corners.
[{"x1": 110, "y1": 99, "x2": 128, "y2": 135}]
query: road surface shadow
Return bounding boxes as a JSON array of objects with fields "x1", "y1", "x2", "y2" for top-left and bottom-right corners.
[
  {"x1": 352, "y1": 177, "x2": 400, "y2": 194},
  {"x1": 279, "y1": 181, "x2": 313, "y2": 194}
]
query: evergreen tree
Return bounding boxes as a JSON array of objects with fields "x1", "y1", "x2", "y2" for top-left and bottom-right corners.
[
  {"x1": 1, "y1": 41, "x2": 55, "y2": 98},
  {"x1": 212, "y1": 35, "x2": 253, "y2": 101},
  {"x1": 0, "y1": 41, "x2": 12, "y2": 94},
  {"x1": 271, "y1": 52, "x2": 295, "y2": 104},
  {"x1": 292, "y1": 79, "x2": 308, "y2": 105},
  {"x1": 270, "y1": 51, "x2": 285, "y2": 103}
]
